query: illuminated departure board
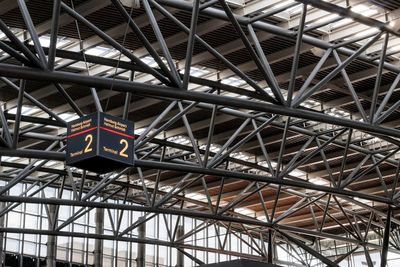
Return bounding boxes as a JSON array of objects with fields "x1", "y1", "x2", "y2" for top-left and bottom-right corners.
[{"x1": 66, "y1": 112, "x2": 134, "y2": 173}]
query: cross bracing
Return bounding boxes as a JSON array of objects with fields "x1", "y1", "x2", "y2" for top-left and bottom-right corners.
[{"x1": 0, "y1": 0, "x2": 400, "y2": 266}]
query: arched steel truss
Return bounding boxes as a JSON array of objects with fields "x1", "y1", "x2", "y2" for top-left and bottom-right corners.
[{"x1": 0, "y1": 0, "x2": 400, "y2": 266}]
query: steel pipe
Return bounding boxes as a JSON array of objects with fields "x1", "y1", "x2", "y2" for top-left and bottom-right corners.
[{"x1": 0, "y1": 64, "x2": 399, "y2": 139}]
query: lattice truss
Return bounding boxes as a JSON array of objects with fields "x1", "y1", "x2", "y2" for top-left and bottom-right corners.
[{"x1": 0, "y1": 0, "x2": 400, "y2": 266}]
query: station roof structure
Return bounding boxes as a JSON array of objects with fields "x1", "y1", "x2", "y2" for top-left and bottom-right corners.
[{"x1": 1, "y1": 0, "x2": 400, "y2": 266}]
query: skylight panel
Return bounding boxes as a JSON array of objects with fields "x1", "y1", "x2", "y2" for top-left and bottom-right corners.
[
  {"x1": 8, "y1": 106, "x2": 28, "y2": 115},
  {"x1": 44, "y1": 160, "x2": 59, "y2": 167},
  {"x1": 264, "y1": 87, "x2": 274, "y2": 97},
  {"x1": 85, "y1": 46, "x2": 112, "y2": 57},
  {"x1": 276, "y1": 0, "x2": 294, "y2": 8},
  {"x1": 257, "y1": 215, "x2": 267, "y2": 221},
  {"x1": 27, "y1": 35, "x2": 70, "y2": 50},
  {"x1": 234, "y1": 207, "x2": 255, "y2": 216},
  {"x1": 56, "y1": 37, "x2": 70, "y2": 48},
  {"x1": 134, "y1": 127, "x2": 147, "y2": 135},
  {"x1": 230, "y1": 152, "x2": 251, "y2": 161},
  {"x1": 186, "y1": 192, "x2": 206, "y2": 201},
  {"x1": 287, "y1": 4, "x2": 302, "y2": 15},
  {"x1": 289, "y1": 169, "x2": 306, "y2": 178},
  {"x1": 159, "y1": 185, "x2": 175, "y2": 193},
  {"x1": 389, "y1": 44, "x2": 400, "y2": 53},
  {"x1": 300, "y1": 99, "x2": 321, "y2": 109},
  {"x1": 332, "y1": 18, "x2": 353, "y2": 29},
  {"x1": 258, "y1": 160, "x2": 277, "y2": 169},
  {"x1": 39, "y1": 35, "x2": 51, "y2": 47},
  {"x1": 257, "y1": 161, "x2": 276, "y2": 174},
  {"x1": 141, "y1": 56, "x2": 158, "y2": 67},
  {"x1": 351, "y1": 4, "x2": 378, "y2": 17},
  {"x1": 309, "y1": 177, "x2": 329, "y2": 186},
  {"x1": 69, "y1": 62, "x2": 88, "y2": 70},
  {"x1": 353, "y1": 197, "x2": 372, "y2": 206},
  {"x1": 354, "y1": 27, "x2": 379, "y2": 38},
  {"x1": 200, "y1": 143, "x2": 221, "y2": 153},
  {"x1": 8, "y1": 105, "x2": 40, "y2": 116},
  {"x1": 180, "y1": 66, "x2": 210, "y2": 78},
  {"x1": 28, "y1": 35, "x2": 51, "y2": 48},
  {"x1": 325, "y1": 107, "x2": 350, "y2": 118},
  {"x1": 0, "y1": 156, "x2": 18, "y2": 162},
  {"x1": 59, "y1": 112, "x2": 79, "y2": 122},
  {"x1": 315, "y1": 13, "x2": 339, "y2": 24},
  {"x1": 221, "y1": 76, "x2": 246, "y2": 87},
  {"x1": 167, "y1": 135, "x2": 191, "y2": 145},
  {"x1": 190, "y1": 66, "x2": 210, "y2": 77}
]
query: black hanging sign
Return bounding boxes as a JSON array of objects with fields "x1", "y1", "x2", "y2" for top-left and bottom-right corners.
[{"x1": 66, "y1": 112, "x2": 134, "y2": 173}]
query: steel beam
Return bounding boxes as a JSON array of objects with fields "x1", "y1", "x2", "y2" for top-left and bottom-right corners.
[
  {"x1": 0, "y1": 148, "x2": 394, "y2": 205},
  {"x1": 59, "y1": 2, "x2": 171, "y2": 86},
  {"x1": 295, "y1": 0, "x2": 398, "y2": 37},
  {"x1": 94, "y1": 208, "x2": 104, "y2": 267},
  {"x1": 1, "y1": 64, "x2": 400, "y2": 139},
  {"x1": 155, "y1": 0, "x2": 400, "y2": 73},
  {"x1": 137, "y1": 216, "x2": 146, "y2": 267},
  {"x1": 46, "y1": 203, "x2": 57, "y2": 267},
  {"x1": 381, "y1": 206, "x2": 392, "y2": 267},
  {"x1": 176, "y1": 225, "x2": 185, "y2": 267}
]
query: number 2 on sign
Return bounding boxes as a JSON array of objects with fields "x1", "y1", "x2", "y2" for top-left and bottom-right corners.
[
  {"x1": 119, "y1": 139, "x2": 129, "y2": 158},
  {"x1": 84, "y1": 134, "x2": 93, "y2": 153}
]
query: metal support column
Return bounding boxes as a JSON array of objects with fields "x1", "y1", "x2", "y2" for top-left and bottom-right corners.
[
  {"x1": 381, "y1": 206, "x2": 392, "y2": 267},
  {"x1": 47, "y1": 203, "x2": 57, "y2": 267},
  {"x1": 267, "y1": 229, "x2": 273, "y2": 263},
  {"x1": 0, "y1": 196, "x2": 5, "y2": 267},
  {"x1": 94, "y1": 208, "x2": 104, "y2": 267},
  {"x1": 137, "y1": 216, "x2": 146, "y2": 267},
  {"x1": 176, "y1": 225, "x2": 184, "y2": 267}
]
